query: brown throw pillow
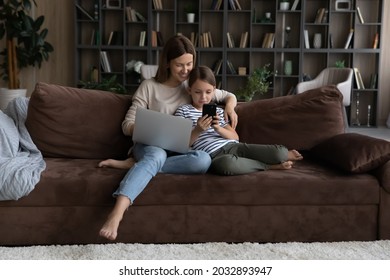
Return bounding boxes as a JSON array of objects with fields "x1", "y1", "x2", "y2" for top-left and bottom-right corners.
[
  {"x1": 26, "y1": 83, "x2": 133, "y2": 159},
  {"x1": 311, "y1": 133, "x2": 390, "y2": 173}
]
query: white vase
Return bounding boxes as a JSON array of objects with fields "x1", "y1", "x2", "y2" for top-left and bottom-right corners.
[
  {"x1": 284, "y1": 60, "x2": 292, "y2": 75},
  {"x1": 0, "y1": 88, "x2": 27, "y2": 111},
  {"x1": 313, "y1": 33, "x2": 322, "y2": 49},
  {"x1": 280, "y1": 2, "x2": 290, "y2": 11},
  {"x1": 186, "y1": 13, "x2": 195, "y2": 23}
]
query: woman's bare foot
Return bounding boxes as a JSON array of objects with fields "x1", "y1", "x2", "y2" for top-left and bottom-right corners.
[
  {"x1": 288, "y1": 150, "x2": 303, "y2": 161},
  {"x1": 98, "y1": 158, "x2": 135, "y2": 169},
  {"x1": 99, "y1": 215, "x2": 122, "y2": 241},
  {"x1": 99, "y1": 196, "x2": 131, "y2": 241},
  {"x1": 270, "y1": 161, "x2": 293, "y2": 170}
]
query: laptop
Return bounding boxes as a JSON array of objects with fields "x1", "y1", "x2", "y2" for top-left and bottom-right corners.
[{"x1": 132, "y1": 107, "x2": 193, "y2": 154}]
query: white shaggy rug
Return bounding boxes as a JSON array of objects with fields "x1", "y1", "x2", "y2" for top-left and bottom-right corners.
[{"x1": 1, "y1": 240, "x2": 390, "y2": 260}]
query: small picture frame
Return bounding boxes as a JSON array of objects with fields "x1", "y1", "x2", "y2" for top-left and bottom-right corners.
[
  {"x1": 106, "y1": 0, "x2": 121, "y2": 9},
  {"x1": 335, "y1": 0, "x2": 351, "y2": 11}
]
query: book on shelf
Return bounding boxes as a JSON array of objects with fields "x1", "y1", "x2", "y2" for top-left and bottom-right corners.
[
  {"x1": 211, "y1": 0, "x2": 223, "y2": 10},
  {"x1": 200, "y1": 33, "x2": 209, "y2": 47},
  {"x1": 226, "y1": 60, "x2": 236, "y2": 74},
  {"x1": 199, "y1": 32, "x2": 213, "y2": 48},
  {"x1": 228, "y1": 0, "x2": 242, "y2": 10},
  {"x1": 344, "y1": 29, "x2": 354, "y2": 49},
  {"x1": 372, "y1": 33, "x2": 379, "y2": 49},
  {"x1": 213, "y1": 59, "x2": 223, "y2": 75},
  {"x1": 369, "y1": 73, "x2": 378, "y2": 89},
  {"x1": 139, "y1": 31, "x2": 146, "y2": 46},
  {"x1": 314, "y1": 8, "x2": 326, "y2": 24},
  {"x1": 107, "y1": 31, "x2": 118, "y2": 45},
  {"x1": 157, "y1": 31, "x2": 164, "y2": 46},
  {"x1": 207, "y1": 31, "x2": 214, "y2": 48},
  {"x1": 100, "y1": 51, "x2": 112, "y2": 73},
  {"x1": 261, "y1": 33, "x2": 274, "y2": 48},
  {"x1": 90, "y1": 29, "x2": 96, "y2": 45},
  {"x1": 356, "y1": 6, "x2": 364, "y2": 24},
  {"x1": 107, "y1": 31, "x2": 122, "y2": 45},
  {"x1": 322, "y1": 9, "x2": 328, "y2": 23},
  {"x1": 91, "y1": 30, "x2": 101, "y2": 45},
  {"x1": 151, "y1": 30, "x2": 164, "y2": 47},
  {"x1": 227, "y1": 32, "x2": 235, "y2": 48},
  {"x1": 190, "y1": 32, "x2": 198, "y2": 47},
  {"x1": 151, "y1": 31, "x2": 158, "y2": 47},
  {"x1": 353, "y1": 68, "x2": 365, "y2": 89},
  {"x1": 239, "y1": 31, "x2": 248, "y2": 48},
  {"x1": 76, "y1": 3, "x2": 94, "y2": 20},
  {"x1": 234, "y1": 0, "x2": 242, "y2": 10},
  {"x1": 291, "y1": 0, "x2": 300, "y2": 11},
  {"x1": 304, "y1": 30, "x2": 310, "y2": 49},
  {"x1": 135, "y1": 11, "x2": 146, "y2": 22},
  {"x1": 152, "y1": 0, "x2": 163, "y2": 10},
  {"x1": 126, "y1": 7, "x2": 147, "y2": 22}
]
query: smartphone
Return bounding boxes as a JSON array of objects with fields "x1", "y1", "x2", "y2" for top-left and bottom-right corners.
[{"x1": 202, "y1": 104, "x2": 217, "y2": 117}]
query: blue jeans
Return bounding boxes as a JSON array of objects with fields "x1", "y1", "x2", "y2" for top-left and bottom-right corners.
[{"x1": 113, "y1": 143, "x2": 211, "y2": 203}]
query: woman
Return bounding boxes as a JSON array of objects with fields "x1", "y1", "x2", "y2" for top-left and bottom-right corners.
[{"x1": 99, "y1": 35, "x2": 238, "y2": 240}]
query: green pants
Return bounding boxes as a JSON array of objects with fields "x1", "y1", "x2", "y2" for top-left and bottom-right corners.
[{"x1": 209, "y1": 142, "x2": 288, "y2": 176}]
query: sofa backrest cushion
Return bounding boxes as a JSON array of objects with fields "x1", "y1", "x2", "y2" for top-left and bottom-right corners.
[
  {"x1": 26, "y1": 83, "x2": 132, "y2": 159},
  {"x1": 235, "y1": 85, "x2": 345, "y2": 150}
]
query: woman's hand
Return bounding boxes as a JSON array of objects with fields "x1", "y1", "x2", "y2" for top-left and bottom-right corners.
[{"x1": 224, "y1": 105, "x2": 238, "y2": 129}]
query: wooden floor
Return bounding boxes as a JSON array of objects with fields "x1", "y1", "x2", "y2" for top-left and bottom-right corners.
[{"x1": 348, "y1": 126, "x2": 390, "y2": 141}]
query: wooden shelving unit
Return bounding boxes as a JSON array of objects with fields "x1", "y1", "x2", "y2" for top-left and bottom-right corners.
[{"x1": 75, "y1": 0, "x2": 383, "y2": 126}]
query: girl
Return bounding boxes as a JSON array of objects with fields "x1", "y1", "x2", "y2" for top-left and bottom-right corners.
[{"x1": 175, "y1": 66, "x2": 303, "y2": 175}]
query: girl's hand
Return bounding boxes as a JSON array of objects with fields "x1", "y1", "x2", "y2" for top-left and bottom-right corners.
[
  {"x1": 196, "y1": 115, "x2": 213, "y2": 131},
  {"x1": 211, "y1": 115, "x2": 220, "y2": 130}
]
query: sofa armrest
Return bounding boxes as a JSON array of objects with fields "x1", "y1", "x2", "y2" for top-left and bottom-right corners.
[
  {"x1": 311, "y1": 133, "x2": 390, "y2": 174},
  {"x1": 372, "y1": 161, "x2": 390, "y2": 193}
]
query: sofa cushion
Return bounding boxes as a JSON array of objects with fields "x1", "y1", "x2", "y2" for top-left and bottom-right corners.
[
  {"x1": 235, "y1": 85, "x2": 345, "y2": 150},
  {"x1": 311, "y1": 133, "x2": 390, "y2": 173},
  {"x1": 26, "y1": 83, "x2": 132, "y2": 159}
]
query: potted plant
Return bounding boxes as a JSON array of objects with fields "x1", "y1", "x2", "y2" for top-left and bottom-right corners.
[
  {"x1": 79, "y1": 75, "x2": 127, "y2": 94},
  {"x1": 280, "y1": 0, "x2": 290, "y2": 11},
  {"x1": 184, "y1": 3, "x2": 196, "y2": 23},
  {"x1": 335, "y1": 60, "x2": 346, "y2": 68},
  {"x1": 236, "y1": 64, "x2": 273, "y2": 102},
  {"x1": 0, "y1": 0, "x2": 53, "y2": 109}
]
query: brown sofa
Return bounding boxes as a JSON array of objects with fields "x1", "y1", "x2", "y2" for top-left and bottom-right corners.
[{"x1": 1, "y1": 82, "x2": 390, "y2": 246}]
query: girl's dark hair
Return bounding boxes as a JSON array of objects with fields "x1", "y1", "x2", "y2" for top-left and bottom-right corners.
[
  {"x1": 155, "y1": 35, "x2": 196, "y2": 83},
  {"x1": 188, "y1": 65, "x2": 216, "y2": 87}
]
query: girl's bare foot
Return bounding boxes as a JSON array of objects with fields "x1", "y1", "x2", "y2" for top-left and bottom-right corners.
[
  {"x1": 270, "y1": 161, "x2": 293, "y2": 170},
  {"x1": 288, "y1": 150, "x2": 303, "y2": 161},
  {"x1": 98, "y1": 158, "x2": 135, "y2": 169}
]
